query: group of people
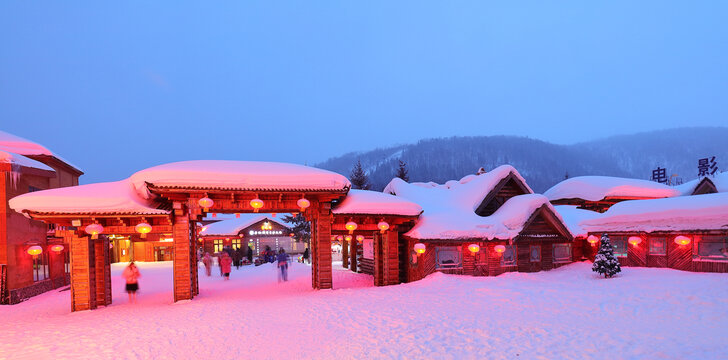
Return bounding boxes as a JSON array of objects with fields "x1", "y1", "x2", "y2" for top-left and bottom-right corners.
[{"x1": 199, "y1": 245, "x2": 296, "y2": 282}]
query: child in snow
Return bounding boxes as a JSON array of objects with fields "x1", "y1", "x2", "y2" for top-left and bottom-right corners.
[
  {"x1": 220, "y1": 252, "x2": 233, "y2": 280},
  {"x1": 122, "y1": 261, "x2": 141, "y2": 304},
  {"x1": 277, "y1": 248, "x2": 290, "y2": 282},
  {"x1": 202, "y1": 252, "x2": 212, "y2": 276}
]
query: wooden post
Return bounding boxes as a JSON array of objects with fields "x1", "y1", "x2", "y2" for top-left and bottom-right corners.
[
  {"x1": 69, "y1": 231, "x2": 96, "y2": 311},
  {"x1": 342, "y1": 238, "x2": 349, "y2": 268},
  {"x1": 172, "y1": 206, "x2": 194, "y2": 302},
  {"x1": 384, "y1": 229, "x2": 400, "y2": 285},
  {"x1": 312, "y1": 203, "x2": 333, "y2": 289},
  {"x1": 190, "y1": 222, "x2": 199, "y2": 296},
  {"x1": 350, "y1": 238, "x2": 358, "y2": 273},
  {"x1": 94, "y1": 236, "x2": 112, "y2": 307},
  {"x1": 373, "y1": 232, "x2": 384, "y2": 286}
]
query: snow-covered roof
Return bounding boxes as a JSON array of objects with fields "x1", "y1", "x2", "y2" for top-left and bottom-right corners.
[
  {"x1": 544, "y1": 176, "x2": 681, "y2": 202},
  {"x1": 8, "y1": 179, "x2": 169, "y2": 216},
  {"x1": 332, "y1": 190, "x2": 422, "y2": 216},
  {"x1": 675, "y1": 172, "x2": 728, "y2": 195},
  {"x1": 384, "y1": 165, "x2": 564, "y2": 240},
  {"x1": 0, "y1": 130, "x2": 82, "y2": 173},
  {"x1": 580, "y1": 192, "x2": 728, "y2": 233},
  {"x1": 130, "y1": 160, "x2": 351, "y2": 198},
  {"x1": 200, "y1": 214, "x2": 290, "y2": 236},
  {"x1": 0, "y1": 150, "x2": 55, "y2": 172},
  {"x1": 553, "y1": 205, "x2": 603, "y2": 238}
]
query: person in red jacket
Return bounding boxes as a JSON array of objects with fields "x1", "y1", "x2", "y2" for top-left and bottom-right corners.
[{"x1": 219, "y1": 252, "x2": 233, "y2": 280}]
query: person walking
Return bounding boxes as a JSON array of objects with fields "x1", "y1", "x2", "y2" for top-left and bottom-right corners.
[
  {"x1": 233, "y1": 247, "x2": 244, "y2": 269},
  {"x1": 246, "y1": 246, "x2": 253, "y2": 263},
  {"x1": 302, "y1": 247, "x2": 310, "y2": 264},
  {"x1": 202, "y1": 252, "x2": 212, "y2": 277},
  {"x1": 122, "y1": 261, "x2": 141, "y2": 304},
  {"x1": 218, "y1": 252, "x2": 224, "y2": 276},
  {"x1": 220, "y1": 252, "x2": 233, "y2": 280},
  {"x1": 277, "y1": 248, "x2": 290, "y2": 282}
]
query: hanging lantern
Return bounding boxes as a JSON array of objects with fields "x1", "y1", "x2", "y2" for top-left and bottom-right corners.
[
  {"x1": 198, "y1": 197, "x2": 214, "y2": 212},
  {"x1": 50, "y1": 244, "x2": 65, "y2": 252},
  {"x1": 414, "y1": 243, "x2": 426, "y2": 255},
  {"x1": 235, "y1": 213, "x2": 240, "y2": 218},
  {"x1": 345, "y1": 221, "x2": 358, "y2": 234},
  {"x1": 27, "y1": 245, "x2": 43, "y2": 256},
  {"x1": 200, "y1": 226, "x2": 208, "y2": 233},
  {"x1": 344, "y1": 235, "x2": 353, "y2": 242},
  {"x1": 135, "y1": 222, "x2": 152, "y2": 238},
  {"x1": 494, "y1": 245, "x2": 506, "y2": 254},
  {"x1": 250, "y1": 198, "x2": 264, "y2": 212},
  {"x1": 377, "y1": 221, "x2": 390, "y2": 233},
  {"x1": 336, "y1": 235, "x2": 343, "y2": 241},
  {"x1": 674, "y1": 235, "x2": 691, "y2": 246},
  {"x1": 85, "y1": 223, "x2": 104, "y2": 239},
  {"x1": 628, "y1": 236, "x2": 643, "y2": 247},
  {"x1": 297, "y1": 198, "x2": 311, "y2": 212},
  {"x1": 356, "y1": 235, "x2": 364, "y2": 242},
  {"x1": 587, "y1": 235, "x2": 599, "y2": 246},
  {"x1": 468, "y1": 244, "x2": 480, "y2": 254}
]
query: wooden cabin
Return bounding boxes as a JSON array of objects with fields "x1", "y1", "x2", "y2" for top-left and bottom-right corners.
[
  {"x1": 545, "y1": 176, "x2": 681, "y2": 212},
  {"x1": 385, "y1": 165, "x2": 575, "y2": 281},
  {"x1": 579, "y1": 192, "x2": 728, "y2": 273},
  {"x1": 198, "y1": 215, "x2": 297, "y2": 257},
  {"x1": 0, "y1": 130, "x2": 82, "y2": 304}
]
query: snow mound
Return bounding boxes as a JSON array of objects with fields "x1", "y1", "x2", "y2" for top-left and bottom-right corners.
[
  {"x1": 544, "y1": 176, "x2": 681, "y2": 202},
  {"x1": 8, "y1": 179, "x2": 169, "y2": 216},
  {"x1": 675, "y1": 172, "x2": 728, "y2": 195},
  {"x1": 0, "y1": 130, "x2": 81, "y2": 172},
  {"x1": 130, "y1": 160, "x2": 351, "y2": 198},
  {"x1": 581, "y1": 192, "x2": 728, "y2": 233},
  {"x1": 332, "y1": 189, "x2": 422, "y2": 216},
  {"x1": 554, "y1": 205, "x2": 603, "y2": 238}
]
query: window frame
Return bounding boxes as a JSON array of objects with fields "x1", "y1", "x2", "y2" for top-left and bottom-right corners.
[
  {"x1": 649, "y1": 238, "x2": 667, "y2": 256},
  {"x1": 500, "y1": 245, "x2": 516, "y2": 267},
  {"x1": 529, "y1": 245, "x2": 541, "y2": 262},
  {"x1": 612, "y1": 237, "x2": 628, "y2": 257},
  {"x1": 693, "y1": 236, "x2": 728, "y2": 261},
  {"x1": 435, "y1": 246, "x2": 462, "y2": 270},
  {"x1": 553, "y1": 243, "x2": 572, "y2": 264},
  {"x1": 33, "y1": 252, "x2": 49, "y2": 282},
  {"x1": 213, "y1": 239, "x2": 224, "y2": 253}
]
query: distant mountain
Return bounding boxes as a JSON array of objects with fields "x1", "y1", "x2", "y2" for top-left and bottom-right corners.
[{"x1": 315, "y1": 127, "x2": 728, "y2": 193}]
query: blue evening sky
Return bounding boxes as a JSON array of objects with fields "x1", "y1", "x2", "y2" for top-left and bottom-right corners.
[{"x1": 1, "y1": 2, "x2": 726, "y2": 183}]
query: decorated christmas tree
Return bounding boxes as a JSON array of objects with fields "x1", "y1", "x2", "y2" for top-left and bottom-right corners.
[{"x1": 592, "y1": 234, "x2": 622, "y2": 278}]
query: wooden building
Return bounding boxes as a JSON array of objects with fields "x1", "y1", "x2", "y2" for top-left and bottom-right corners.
[
  {"x1": 578, "y1": 192, "x2": 728, "y2": 273},
  {"x1": 545, "y1": 176, "x2": 681, "y2": 212},
  {"x1": 384, "y1": 165, "x2": 575, "y2": 282},
  {"x1": 0, "y1": 130, "x2": 82, "y2": 304},
  {"x1": 198, "y1": 215, "x2": 298, "y2": 256}
]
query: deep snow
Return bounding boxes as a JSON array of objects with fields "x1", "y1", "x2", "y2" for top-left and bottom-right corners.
[{"x1": 1, "y1": 262, "x2": 727, "y2": 359}]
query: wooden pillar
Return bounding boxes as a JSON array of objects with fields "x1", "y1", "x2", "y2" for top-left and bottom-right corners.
[
  {"x1": 384, "y1": 230, "x2": 400, "y2": 285},
  {"x1": 311, "y1": 203, "x2": 333, "y2": 289},
  {"x1": 373, "y1": 230, "x2": 400, "y2": 286},
  {"x1": 173, "y1": 210, "x2": 194, "y2": 302},
  {"x1": 69, "y1": 231, "x2": 96, "y2": 311},
  {"x1": 342, "y1": 238, "x2": 349, "y2": 268},
  {"x1": 94, "y1": 236, "x2": 112, "y2": 307},
  {"x1": 190, "y1": 222, "x2": 199, "y2": 296},
  {"x1": 350, "y1": 238, "x2": 358, "y2": 273}
]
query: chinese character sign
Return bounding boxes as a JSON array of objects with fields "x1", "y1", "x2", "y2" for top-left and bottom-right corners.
[
  {"x1": 652, "y1": 167, "x2": 667, "y2": 183},
  {"x1": 698, "y1": 156, "x2": 718, "y2": 177}
]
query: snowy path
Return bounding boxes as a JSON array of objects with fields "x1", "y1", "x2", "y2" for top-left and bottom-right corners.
[{"x1": 1, "y1": 262, "x2": 728, "y2": 359}]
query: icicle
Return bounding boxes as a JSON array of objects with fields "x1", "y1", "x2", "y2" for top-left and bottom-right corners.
[{"x1": 8, "y1": 163, "x2": 21, "y2": 189}]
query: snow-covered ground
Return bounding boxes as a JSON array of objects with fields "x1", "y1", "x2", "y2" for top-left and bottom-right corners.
[{"x1": 2, "y1": 262, "x2": 727, "y2": 360}]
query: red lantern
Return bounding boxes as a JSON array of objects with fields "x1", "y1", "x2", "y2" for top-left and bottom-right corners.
[
  {"x1": 356, "y1": 235, "x2": 364, "y2": 242},
  {"x1": 628, "y1": 236, "x2": 642, "y2": 247},
  {"x1": 50, "y1": 244, "x2": 65, "y2": 252},
  {"x1": 198, "y1": 197, "x2": 214, "y2": 212},
  {"x1": 297, "y1": 198, "x2": 311, "y2": 212},
  {"x1": 27, "y1": 245, "x2": 43, "y2": 256},
  {"x1": 135, "y1": 222, "x2": 152, "y2": 238},
  {"x1": 414, "y1": 243, "x2": 426, "y2": 255},
  {"x1": 250, "y1": 198, "x2": 264, "y2": 212},
  {"x1": 674, "y1": 235, "x2": 691, "y2": 246},
  {"x1": 345, "y1": 221, "x2": 357, "y2": 234},
  {"x1": 377, "y1": 221, "x2": 389, "y2": 233},
  {"x1": 587, "y1": 235, "x2": 599, "y2": 246},
  {"x1": 344, "y1": 235, "x2": 353, "y2": 242},
  {"x1": 85, "y1": 223, "x2": 104, "y2": 240},
  {"x1": 494, "y1": 245, "x2": 506, "y2": 254},
  {"x1": 468, "y1": 244, "x2": 480, "y2": 254}
]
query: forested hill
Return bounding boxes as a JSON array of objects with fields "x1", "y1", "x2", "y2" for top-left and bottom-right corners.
[{"x1": 315, "y1": 127, "x2": 728, "y2": 193}]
